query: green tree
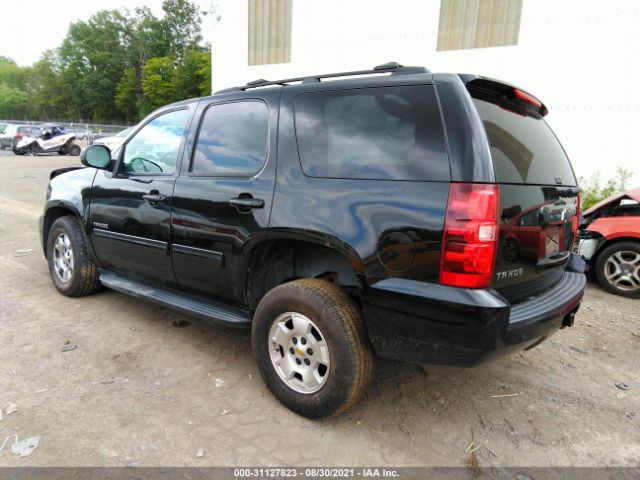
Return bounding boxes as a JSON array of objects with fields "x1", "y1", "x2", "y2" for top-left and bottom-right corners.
[
  {"x1": 29, "y1": 51, "x2": 65, "y2": 120},
  {"x1": 129, "y1": 6, "x2": 171, "y2": 71},
  {"x1": 0, "y1": 0, "x2": 210, "y2": 123},
  {"x1": 58, "y1": 10, "x2": 135, "y2": 122},
  {"x1": 197, "y1": 47, "x2": 212, "y2": 97},
  {"x1": 115, "y1": 67, "x2": 140, "y2": 121},
  {"x1": 161, "y1": 0, "x2": 202, "y2": 61},
  {"x1": 141, "y1": 56, "x2": 175, "y2": 112},
  {"x1": 0, "y1": 57, "x2": 30, "y2": 91},
  {"x1": 580, "y1": 167, "x2": 634, "y2": 210},
  {"x1": 0, "y1": 83, "x2": 28, "y2": 119},
  {"x1": 174, "y1": 48, "x2": 211, "y2": 100}
]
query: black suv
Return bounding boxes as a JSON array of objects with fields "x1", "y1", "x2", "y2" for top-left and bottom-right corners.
[{"x1": 40, "y1": 63, "x2": 586, "y2": 419}]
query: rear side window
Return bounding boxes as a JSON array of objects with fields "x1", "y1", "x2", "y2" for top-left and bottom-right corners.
[
  {"x1": 192, "y1": 101, "x2": 269, "y2": 176},
  {"x1": 472, "y1": 98, "x2": 576, "y2": 186},
  {"x1": 294, "y1": 85, "x2": 449, "y2": 181}
]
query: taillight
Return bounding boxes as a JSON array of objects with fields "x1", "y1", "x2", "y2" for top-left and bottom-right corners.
[
  {"x1": 513, "y1": 88, "x2": 542, "y2": 108},
  {"x1": 440, "y1": 183, "x2": 500, "y2": 288},
  {"x1": 511, "y1": 88, "x2": 548, "y2": 116}
]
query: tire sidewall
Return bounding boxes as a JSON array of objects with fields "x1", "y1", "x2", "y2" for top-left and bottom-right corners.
[
  {"x1": 68, "y1": 144, "x2": 81, "y2": 156},
  {"x1": 47, "y1": 217, "x2": 83, "y2": 296},
  {"x1": 252, "y1": 283, "x2": 364, "y2": 419}
]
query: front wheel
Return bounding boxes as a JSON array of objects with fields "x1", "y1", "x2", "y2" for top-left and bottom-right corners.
[
  {"x1": 595, "y1": 241, "x2": 640, "y2": 298},
  {"x1": 252, "y1": 279, "x2": 374, "y2": 419},
  {"x1": 46, "y1": 216, "x2": 101, "y2": 297}
]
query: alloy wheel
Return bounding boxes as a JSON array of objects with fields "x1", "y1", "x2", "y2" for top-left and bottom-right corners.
[
  {"x1": 53, "y1": 233, "x2": 74, "y2": 283},
  {"x1": 268, "y1": 312, "x2": 330, "y2": 394},
  {"x1": 604, "y1": 250, "x2": 640, "y2": 292}
]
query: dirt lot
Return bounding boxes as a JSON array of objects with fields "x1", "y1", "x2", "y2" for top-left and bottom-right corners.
[{"x1": 0, "y1": 152, "x2": 638, "y2": 468}]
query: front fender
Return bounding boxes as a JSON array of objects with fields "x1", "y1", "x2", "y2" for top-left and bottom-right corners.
[{"x1": 41, "y1": 167, "x2": 98, "y2": 259}]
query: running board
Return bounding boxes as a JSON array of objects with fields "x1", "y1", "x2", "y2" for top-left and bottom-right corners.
[{"x1": 99, "y1": 270, "x2": 251, "y2": 328}]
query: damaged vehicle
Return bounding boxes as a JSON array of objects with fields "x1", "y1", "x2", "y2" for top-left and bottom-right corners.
[
  {"x1": 577, "y1": 188, "x2": 640, "y2": 297},
  {"x1": 13, "y1": 124, "x2": 81, "y2": 156},
  {"x1": 40, "y1": 63, "x2": 587, "y2": 419}
]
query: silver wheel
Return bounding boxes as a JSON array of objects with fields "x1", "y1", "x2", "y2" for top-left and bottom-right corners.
[
  {"x1": 604, "y1": 250, "x2": 640, "y2": 292},
  {"x1": 268, "y1": 312, "x2": 330, "y2": 394},
  {"x1": 53, "y1": 233, "x2": 74, "y2": 283}
]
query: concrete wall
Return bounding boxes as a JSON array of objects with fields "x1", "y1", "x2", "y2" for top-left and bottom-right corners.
[{"x1": 210, "y1": 0, "x2": 640, "y2": 184}]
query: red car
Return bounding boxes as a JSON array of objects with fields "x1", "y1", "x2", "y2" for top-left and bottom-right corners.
[{"x1": 577, "y1": 188, "x2": 640, "y2": 297}]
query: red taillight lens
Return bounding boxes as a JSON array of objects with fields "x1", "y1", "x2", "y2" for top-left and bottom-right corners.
[{"x1": 440, "y1": 183, "x2": 500, "y2": 288}]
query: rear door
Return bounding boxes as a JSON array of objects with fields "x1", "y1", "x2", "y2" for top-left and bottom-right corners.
[
  {"x1": 469, "y1": 83, "x2": 580, "y2": 303},
  {"x1": 171, "y1": 93, "x2": 278, "y2": 302}
]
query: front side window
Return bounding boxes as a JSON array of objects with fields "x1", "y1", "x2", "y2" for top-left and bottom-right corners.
[
  {"x1": 192, "y1": 101, "x2": 269, "y2": 176},
  {"x1": 294, "y1": 85, "x2": 449, "y2": 181},
  {"x1": 121, "y1": 109, "x2": 189, "y2": 175}
]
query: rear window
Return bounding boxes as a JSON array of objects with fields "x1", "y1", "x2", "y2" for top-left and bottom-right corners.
[
  {"x1": 192, "y1": 100, "x2": 269, "y2": 177},
  {"x1": 473, "y1": 98, "x2": 576, "y2": 186},
  {"x1": 294, "y1": 85, "x2": 449, "y2": 181}
]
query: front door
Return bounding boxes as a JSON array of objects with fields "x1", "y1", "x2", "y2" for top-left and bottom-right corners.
[
  {"x1": 89, "y1": 108, "x2": 191, "y2": 284},
  {"x1": 171, "y1": 97, "x2": 277, "y2": 302}
]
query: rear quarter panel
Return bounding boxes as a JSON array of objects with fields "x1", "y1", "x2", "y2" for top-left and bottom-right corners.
[{"x1": 270, "y1": 84, "x2": 450, "y2": 286}]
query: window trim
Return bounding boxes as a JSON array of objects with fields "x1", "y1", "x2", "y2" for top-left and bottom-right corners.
[
  {"x1": 188, "y1": 98, "x2": 271, "y2": 178},
  {"x1": 115, "y1": 106, "x2": 191, "y2": 178}
]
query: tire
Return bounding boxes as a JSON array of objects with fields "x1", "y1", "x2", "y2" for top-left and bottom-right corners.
[
  {"x1": 12, "y1": 147, "x2": 25, "y2": 156},
  {"x1": 252, "y1": 279, "x2": 374, "y2": 419},
  {"x1": 595, "y1": 241, "x2": 640, "y2": 298},
  {"x1": 46, "y1": 216, "x2": 101, "y2": 297},
  {"x1": 67, "y1": 143, "x2": 81, "y2": 156}
]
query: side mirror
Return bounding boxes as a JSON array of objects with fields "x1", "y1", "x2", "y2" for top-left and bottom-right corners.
[{"x1": 80, "y1": 144, "x2": 112, "y2": 170}]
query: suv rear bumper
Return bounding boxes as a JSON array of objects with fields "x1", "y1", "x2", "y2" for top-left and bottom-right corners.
[{"x1": 362, "y1": 269, "x2": 585, "y2": 366}]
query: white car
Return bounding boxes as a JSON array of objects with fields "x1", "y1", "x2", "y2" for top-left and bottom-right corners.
[
  {"x1": 0, "y1": 124, "x2": 32, "y2": 149},
  {"x1": 91, "y1": 127, "x2": 134, "y2": 154}
]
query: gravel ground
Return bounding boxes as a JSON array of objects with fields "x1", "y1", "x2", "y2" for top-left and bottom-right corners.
[{"x1": 0, "y1": 152, "x2": 638, "y2": 468}]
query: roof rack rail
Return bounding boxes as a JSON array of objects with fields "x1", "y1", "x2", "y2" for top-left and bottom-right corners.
[{"x1": 215, "y1": 62, "x2": 429, "y2": 94}]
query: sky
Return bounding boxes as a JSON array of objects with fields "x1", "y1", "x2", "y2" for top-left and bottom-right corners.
[{"x1": 0, "y1": 0, "x2": 210, "y2": 66}]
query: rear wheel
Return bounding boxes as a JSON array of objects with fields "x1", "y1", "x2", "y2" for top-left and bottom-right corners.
[
  {"x1": 595, "y1": 241, "x2": 640, "y2": 298},
  {"x1": 252, "y1": 279, "x2": 374, "y2": 419},
  {"x1": 67, "y1": 143, "x2": 81, "y2": 156},
  {"x1": 47, "y1": 216, "x2": 101, "y2": 297}
]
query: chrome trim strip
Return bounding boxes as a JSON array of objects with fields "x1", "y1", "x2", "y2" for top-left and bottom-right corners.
[
  {"x1": 93, "y1": 229, "x2": 167, "y2": 250},
  {"x1": 172, "y1": 243, "x2": 224, "y2": 265}
]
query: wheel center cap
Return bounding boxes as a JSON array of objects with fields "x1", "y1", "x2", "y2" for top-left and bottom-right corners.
[{"x1": 294, "y1": 347, "x2": 305, "y2": 356}]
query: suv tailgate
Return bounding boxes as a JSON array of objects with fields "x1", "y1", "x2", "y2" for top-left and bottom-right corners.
[{"x1": 467, "y1": 78, "x2": 580, "y2": 303}]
